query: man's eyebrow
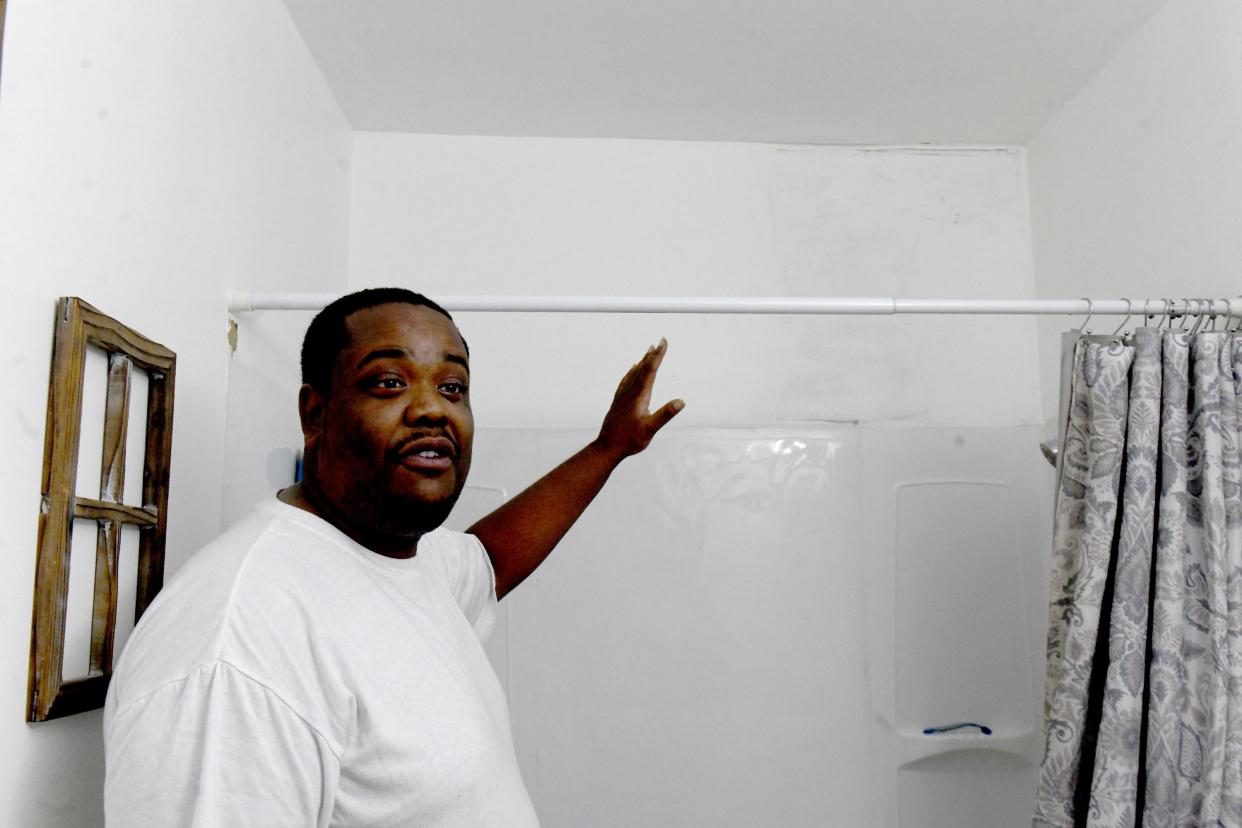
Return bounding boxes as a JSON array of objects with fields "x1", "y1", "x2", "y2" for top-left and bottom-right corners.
[
  {"x1": 355, "y1": 348, "x2": 470, "y2": 373},
  {"x1": 356, "y1": 348, "x2": 409, "y2": 370}
]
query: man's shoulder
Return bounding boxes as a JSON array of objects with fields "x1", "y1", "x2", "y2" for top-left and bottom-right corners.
[
  {"x1": 107, "y1": 502, "x2": 355, "y2": 706},
  {"x1": 418, "y1": 526, "x2": 486, "y2": 560},
  {"x1": 175, "y1": 498, "x2": 366, "y2": 594},
  {"x1": 153, "y1": 501, "x2": 314, "y2": 607}
]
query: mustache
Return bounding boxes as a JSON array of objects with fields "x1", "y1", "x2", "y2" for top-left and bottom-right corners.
[{"x1": 385, "y1": 430, "x2": 459, "y2": 462}]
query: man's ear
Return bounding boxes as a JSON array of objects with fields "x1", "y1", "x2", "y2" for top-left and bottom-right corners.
[{"x1": 298, "y1": 384, "x2": 327, "y2": 449}]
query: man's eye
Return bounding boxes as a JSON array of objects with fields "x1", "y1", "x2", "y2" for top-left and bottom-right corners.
[
  {"x1": 440, "y1": 382, "x2": 468, "y2": 396},
  {"x1": 370, "y1": 377, "x2": 405, "y2": 390}
]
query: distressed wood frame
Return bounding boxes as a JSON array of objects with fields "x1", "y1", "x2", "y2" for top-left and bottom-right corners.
[{"x1": 27, "y1": 298, "x2": 176, "y2": 722}]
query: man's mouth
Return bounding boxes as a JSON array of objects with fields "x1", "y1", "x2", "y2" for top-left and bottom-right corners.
[{"x1": 394, "y1": 436, "x2": 456, "y2": 472}]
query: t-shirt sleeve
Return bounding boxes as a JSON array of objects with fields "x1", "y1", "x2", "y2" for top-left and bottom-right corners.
[
  {"x1": 104, "y1": 660, "x2": 341, "y2": 828},
  {"x1": 423, "y1": 530, "x2": 498, "y2": 641}
]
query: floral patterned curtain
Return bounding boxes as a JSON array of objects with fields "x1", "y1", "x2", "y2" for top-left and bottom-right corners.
[{"x1": 1034, "y1": 328, "x2": 1242, "y2": 828}]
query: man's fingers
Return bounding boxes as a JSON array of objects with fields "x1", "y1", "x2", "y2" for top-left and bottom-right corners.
[
  {"x1": 620, "y1": 338, "x2": 669, "y2": 406},
  {"x1": 634, "y1": 338, "x2": 668, "y2": 389},
  {"x1": 615, "y1": 357, "x2": 645, "y2": 400},
  {"x1": 639, "y1": 339, "x2": 671, "y2": 407},
  {"x1": 648, "y1": 337, "x2": 668, "y2": 372},
  {"x1": 600, "y1": 340, "x2": 681, "y2": 456},
  {"x1": 649, "y1": 398, "x2": 685, "y2": 432},
  {"x1": 626, "y1": 338, "x2": 663, "y2": 378}
]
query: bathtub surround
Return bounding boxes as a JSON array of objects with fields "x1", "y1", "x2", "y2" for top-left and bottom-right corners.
[{"x1": 443, "y1": 424, "x2": 1052, "y2": 826}]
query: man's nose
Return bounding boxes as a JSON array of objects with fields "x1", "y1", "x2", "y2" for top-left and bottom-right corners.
[{"x1": 402, "y1": 381, "x2": 449, "y2": 424}]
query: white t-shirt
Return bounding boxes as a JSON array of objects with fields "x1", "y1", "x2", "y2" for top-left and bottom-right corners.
[{"x1": 103, "y1": 497, "x2": 540, "y2": 827}]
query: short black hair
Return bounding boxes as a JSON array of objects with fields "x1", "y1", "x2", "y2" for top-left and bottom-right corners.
[{"x1": 300, "y1": 287, "x2": 465, "y2": 394}]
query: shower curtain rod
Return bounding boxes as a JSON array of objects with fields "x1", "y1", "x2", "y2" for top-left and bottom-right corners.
[{"x1": 228, "y1": 293, "x2": 1242, "y2": 318}]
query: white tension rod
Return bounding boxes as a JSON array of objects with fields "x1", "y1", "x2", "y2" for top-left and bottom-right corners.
[{"x1": 227, "y1": 293, "x2": 1242, "y2": 318}]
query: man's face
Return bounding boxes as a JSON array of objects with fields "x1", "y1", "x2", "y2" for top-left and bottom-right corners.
[{"x1": 302, "y1": 302, "x2": 474, "y2": 538}]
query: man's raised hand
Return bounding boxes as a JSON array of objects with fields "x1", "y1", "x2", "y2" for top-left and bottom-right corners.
[{"x1": 595, "y1": 338, "x2": 685, "y2": 460}]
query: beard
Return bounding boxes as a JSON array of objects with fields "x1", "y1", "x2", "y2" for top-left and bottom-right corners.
[
  {"x1": 347, "y1": 476, "x2": 463, "y2": 536},
  {"x1": 303, "y1": 449, "x2": 469, "y2": 544}
]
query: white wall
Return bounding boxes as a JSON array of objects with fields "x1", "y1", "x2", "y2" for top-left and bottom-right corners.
[
  {"x1": 1028, "y1": 0, "x2": 1242, "y2": 420},
  {"x1": 0, "y1": 2, "x2": 349, "y2": 824},
  {"x1": 348, "y1": 135, "x2": 1044, "y2": 432}
]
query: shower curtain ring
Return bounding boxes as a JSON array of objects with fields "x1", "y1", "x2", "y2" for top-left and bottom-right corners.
[
  {"x1": 1078, "y1": 298, "x2": 1094, "y2": 334},
  {"x1": 1151, "y1": 298, "x2": 1167, "y2": 329},
  {"x1": 1178, "y1": 299, "x2": 1193, "y2": 330},
  {"x1": 1207, "y1": 298, "x2": 1224, "y2": 331},
  {"x1": 1190, "y1": 299, "x2": 1208, "y2": 335},
  {"x1": 1157, "y1": 298, "x2": 1173, "y2": 329},
  {"x1": 1111, "y1": 299, "x2": 1134, "y2": 337}
]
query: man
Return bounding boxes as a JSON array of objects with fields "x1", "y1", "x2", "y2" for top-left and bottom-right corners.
[{"x1": 103, "y1": 287, "x2": 683, "y2": 826}]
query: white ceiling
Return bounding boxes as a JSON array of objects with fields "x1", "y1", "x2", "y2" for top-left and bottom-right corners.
[{"x1": 283, "y1": 0, "x2": 1169, "y2": 145}]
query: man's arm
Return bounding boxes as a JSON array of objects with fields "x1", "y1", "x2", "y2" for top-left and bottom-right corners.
[{"x1": 468, "y1": 339, "x2": 684, "y2": 600}]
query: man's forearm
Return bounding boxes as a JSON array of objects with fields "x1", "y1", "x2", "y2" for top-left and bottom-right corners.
[{"x1": 468, "y1": 439, "x2": 626, "y2": 600}]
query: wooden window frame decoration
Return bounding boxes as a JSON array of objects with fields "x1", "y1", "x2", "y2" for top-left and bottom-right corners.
[{"x1": 27, "y1": 298, "x2": 176, "y2": 722}]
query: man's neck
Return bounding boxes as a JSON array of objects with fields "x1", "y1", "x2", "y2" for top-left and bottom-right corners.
[{"x1": 277, "y1": 481, "x2": 424, "y2": 559}]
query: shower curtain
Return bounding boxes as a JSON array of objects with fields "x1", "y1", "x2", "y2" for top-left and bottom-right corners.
[{"x1": 1033, "y1": 328, "x2": 1242, "y2": 827}]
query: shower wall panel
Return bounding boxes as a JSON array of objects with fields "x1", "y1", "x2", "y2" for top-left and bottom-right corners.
[
  {"x1": 447, "y1": 425, "x2": 1053, "y2": 827},
  {"x1": 860, "y1": 426, "x2": 1053, "y2": 827}
]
